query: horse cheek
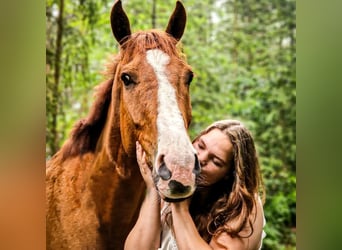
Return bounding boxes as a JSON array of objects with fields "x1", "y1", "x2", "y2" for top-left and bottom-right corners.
[{"x1": 119, "y1": 102, "x2": 136, "y2": 155}]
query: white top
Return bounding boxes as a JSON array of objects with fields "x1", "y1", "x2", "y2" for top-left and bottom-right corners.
[
  {"x1": 158, "y1": 202, "x2": 178, "y2": 250},
  {"x1": 158, "y1": 199, "x2": 266, "y2": 250},
  {"x1": 159, "y1": 219, "x2": 179, "y2": 250}
]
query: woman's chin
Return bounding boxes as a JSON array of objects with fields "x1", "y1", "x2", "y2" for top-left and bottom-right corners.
[
  {"x1": 196, "y1": 182, "x2": 210, "y2": 188},
  {"x1": 196, "y1": 178, "x2": 209, "y2": 187}
]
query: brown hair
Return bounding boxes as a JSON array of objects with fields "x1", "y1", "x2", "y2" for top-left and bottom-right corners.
[{"x1": 189, "y1": 119, "x2": 265, "y2": 242}]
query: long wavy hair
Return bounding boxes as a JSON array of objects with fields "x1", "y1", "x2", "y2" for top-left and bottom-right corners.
[{"x1": 189, "y1": 119, "x2": 265, "y2": 242}]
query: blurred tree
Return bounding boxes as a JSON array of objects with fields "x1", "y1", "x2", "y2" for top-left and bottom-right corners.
[{"x1": 46, "y1": 0, "x2": 114, "y2": 157}]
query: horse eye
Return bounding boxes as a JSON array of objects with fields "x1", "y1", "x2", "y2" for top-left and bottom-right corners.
[
  {"x1": 121, "y1": 73, "x2": 134, "y2": 86},
  {"x1": 186, "y1": 71, "x2": 194, "y2": 85}
]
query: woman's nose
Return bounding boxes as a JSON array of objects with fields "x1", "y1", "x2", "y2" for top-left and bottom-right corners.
[
  {"x1": 198, "y1": 151, "x2": 208, "y2": 167},
  {"x1": 200, "y1": 160, "x2": 207, "y2": 168}
]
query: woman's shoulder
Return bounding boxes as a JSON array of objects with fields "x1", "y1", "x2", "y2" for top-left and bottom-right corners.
[{"x1": 209, "y1": 194, "x2": 266, "y2": 250}]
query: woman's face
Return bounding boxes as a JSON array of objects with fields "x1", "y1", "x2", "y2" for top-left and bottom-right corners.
[{"x1": 193, "y1": 128, "x2": 233, "y2": 187}]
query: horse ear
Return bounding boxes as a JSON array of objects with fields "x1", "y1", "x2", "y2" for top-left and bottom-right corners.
[
  {"x1": 110, "y1": 0, "x2": 131, "y2": 44},
  {"x1": 165, "y1": 1, "x2": 187, "y2": 41}
]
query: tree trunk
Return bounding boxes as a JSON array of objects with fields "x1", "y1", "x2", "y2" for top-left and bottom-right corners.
[
  {"x1": 152, "y1": 0, "x2": 156, "y2": 28},
  {"x1": 50, "y1": 0, "x2": 64, "y2": 155}
]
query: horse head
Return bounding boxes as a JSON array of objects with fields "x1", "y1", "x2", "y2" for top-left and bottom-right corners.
[{"x1": 109, "y1": 0, "x2": 200, "y2": 201}]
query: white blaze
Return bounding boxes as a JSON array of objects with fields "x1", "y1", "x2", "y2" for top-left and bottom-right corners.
[{"x1": 146, "y1": 49, "x2": 194, "y2": 168}]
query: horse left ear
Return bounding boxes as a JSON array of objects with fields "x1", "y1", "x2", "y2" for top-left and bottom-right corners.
[
  {"x1": 165, "y1": 1, "x2": 187, "y2": 41},
  {"x1": 110, "y1": 0, "x2": 132, "y2": 44}
]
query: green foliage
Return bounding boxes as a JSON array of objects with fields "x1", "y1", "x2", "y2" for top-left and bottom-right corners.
[{"x1": 46, "y1": 0, "x2": 296, "y2": 248}]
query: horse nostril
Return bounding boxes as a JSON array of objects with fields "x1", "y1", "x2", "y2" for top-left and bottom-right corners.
[
  {"x1": 193, "y1": 154, "x2": 201, "y2": 175},
  {"x1": 168, "y1": 180, "x2": 190, "y2": 195},
  {"x1": 158, "y1": 162, "x2": 172, "y2": 180}
]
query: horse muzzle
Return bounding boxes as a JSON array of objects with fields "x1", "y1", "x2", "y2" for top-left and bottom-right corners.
[{"x1": 154, "y1": 153, "x2": 200, "y2": 200}]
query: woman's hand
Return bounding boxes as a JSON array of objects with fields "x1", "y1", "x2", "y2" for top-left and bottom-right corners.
[
  {"x1": 136, "y1": 141, "x2": 155, "y2": 189},
  {"x1": 171, "y1": 197, "x2": 191, "y2": 213}
]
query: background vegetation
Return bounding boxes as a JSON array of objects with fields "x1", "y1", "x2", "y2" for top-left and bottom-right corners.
[{"x1": 46, "y1": 0, "x2": 296, "y2": 249}]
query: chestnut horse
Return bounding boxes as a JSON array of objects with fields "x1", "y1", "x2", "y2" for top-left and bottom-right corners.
[{"x1": 46, "y1": 1, "x2": 200, "y2": 249}]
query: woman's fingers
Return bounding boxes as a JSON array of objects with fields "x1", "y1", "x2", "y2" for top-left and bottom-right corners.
[
  {"x1": 136, "y1": 142, "x2": 145, "y2": 166},
  {"x1": 136, "y1": 141, "x2": 150, "y2": 175},
  {"x1": 136, "y1": 141, "x2": 142, "y2": 158},
  {"x1": 140, "y1": 152, "x2": 147, "y2": 175}
]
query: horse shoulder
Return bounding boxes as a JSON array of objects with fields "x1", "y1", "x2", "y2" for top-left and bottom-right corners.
[{"x1": 46, "y1": 153, "x2": 103, "y2": 249}]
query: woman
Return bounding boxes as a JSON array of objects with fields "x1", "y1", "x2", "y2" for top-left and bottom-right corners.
[{"x1": 125, "y1": 119, "x2": 266, "y2": 250}]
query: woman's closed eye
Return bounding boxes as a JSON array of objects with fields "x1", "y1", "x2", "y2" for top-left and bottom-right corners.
[
  {"x1": 213, "y1": 158, "x2": 224, "y2": 168},
  {"x1": 197, "y1": 141, "x2": 204, "y2": 150},
  {"x1": 211, "y1": 153, "x2": 227, "y2": 168}
]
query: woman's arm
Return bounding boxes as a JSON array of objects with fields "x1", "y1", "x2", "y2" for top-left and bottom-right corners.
[
  {"x1": 171, "y1": 196, "x2": 265, "y2": 250},
  {"x1": 124, "y1": 187, "x2": 161, "y2": 250},
  {"x1": 171, "y1": 201, "x2": 213, "y2": 250},
  {"x1": 124, "y1": 142, "x2": 161, "y2": 250}
]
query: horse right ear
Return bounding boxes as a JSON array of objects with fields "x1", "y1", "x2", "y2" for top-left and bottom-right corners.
[
  {"x1": 165, "y1": 1, "x2": 187, "y2": 41},
  {"x1": 110, "y1": 0, "x2": 131, "y2": 44}
]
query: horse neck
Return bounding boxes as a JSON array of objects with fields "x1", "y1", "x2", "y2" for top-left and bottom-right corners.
[{"x1": 88, "y1": 94, "x2": 145, "y2": 234}]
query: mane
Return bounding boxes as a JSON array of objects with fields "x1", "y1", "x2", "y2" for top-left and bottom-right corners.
[{"x1": 60, "y1": 77, "x2": 114, "y2": 160}]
